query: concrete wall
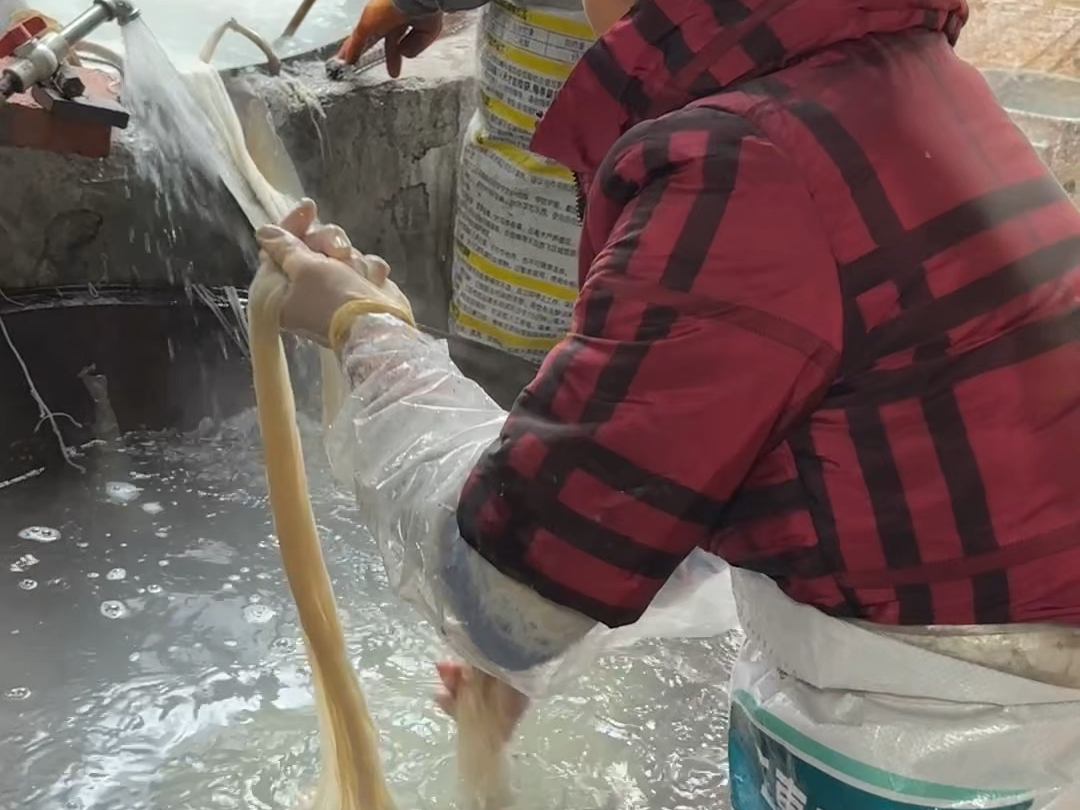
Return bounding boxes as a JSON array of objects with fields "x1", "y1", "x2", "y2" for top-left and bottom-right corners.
[
  {"x1": 0, "y1": 17, "x2": 479, "y2": 331},
  {"x1": 0, "y1": 18, "x2": 1076, "y2": 334}
]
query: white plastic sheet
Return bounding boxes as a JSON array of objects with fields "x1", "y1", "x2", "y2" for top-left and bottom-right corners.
[
  {"x1": 327, "y1": 313, "x2": 740, "y2": 697},
  {"x1": 729, "y1": 568, "x2": 1080, "y2": 809}
]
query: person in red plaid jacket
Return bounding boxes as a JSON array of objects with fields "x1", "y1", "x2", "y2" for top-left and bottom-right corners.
[{"x1": 256, "y1": 0, "x2": 1080, "y2": 802}]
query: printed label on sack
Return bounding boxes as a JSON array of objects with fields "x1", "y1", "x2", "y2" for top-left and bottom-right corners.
[
  {"x1": 478, "y1": 0, "x2": 593, "y2": 150},
  {"x1": 728, "y1": 691, "x2": 1035, "y2": 810},
  {"x1": 449, "y1": 0, "x2": 593, "y2": 361}
]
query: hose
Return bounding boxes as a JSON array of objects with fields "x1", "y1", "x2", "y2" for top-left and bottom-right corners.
[{"x1": 199, "y1": 17, "x2": 281, "y2": 75}]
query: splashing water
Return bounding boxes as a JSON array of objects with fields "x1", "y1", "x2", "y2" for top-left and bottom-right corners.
[{"x1": 120, "y1": 19, "x2": 237, "y2": 228}]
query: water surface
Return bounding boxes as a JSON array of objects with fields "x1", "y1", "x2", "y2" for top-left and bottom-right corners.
[{"x1": 0, "y1": 412, "x2": 738, "y2": 810}]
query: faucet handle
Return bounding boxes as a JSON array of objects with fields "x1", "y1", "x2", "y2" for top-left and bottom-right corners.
[{"x1": 0, "y1": 14, "x2": 49, "y2": 60}]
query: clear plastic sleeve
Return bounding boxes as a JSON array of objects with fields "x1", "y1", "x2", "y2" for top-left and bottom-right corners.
[{"x1": 326, "y1": 313, "x2": 740, "y2": 698}]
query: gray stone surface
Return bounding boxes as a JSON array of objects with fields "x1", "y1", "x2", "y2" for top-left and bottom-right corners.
[
  {"x1": 0, "y1": 16, "x2": 479, "y2": 331},
  {"x1": 983, "y1": 68, "x2": 1080, "y2": 201}
]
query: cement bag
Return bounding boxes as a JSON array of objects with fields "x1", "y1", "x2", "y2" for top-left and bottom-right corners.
[
  {"x1": 728, "y1": 569, "x2": 1080, "y2": 810},
  {"x1": 449, "y1": 0, "x2": 594, "y2": 363}
]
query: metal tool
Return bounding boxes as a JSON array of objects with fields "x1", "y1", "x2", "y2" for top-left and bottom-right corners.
[{"x1": 0, "y1": 0, "x2": 140, "y2": 100}]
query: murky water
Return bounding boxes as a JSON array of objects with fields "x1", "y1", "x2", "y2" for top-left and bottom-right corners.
[{"x1": 0, "y1": 411, "x2": 738, "y2": 810}]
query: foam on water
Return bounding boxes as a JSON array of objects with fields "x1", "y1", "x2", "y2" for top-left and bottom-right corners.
[
  {"x1": 10, "y1": 554, "x2": 39, "y2": 573},
  {"x1": 18, "y1": 526, "x2": 61, "y2": 544},
  {"x1": 100, "y1": 600, "x2": 131, "y2": 619},
  {"x1": 0, "y1": 415, "x2": 739, "y2": 809},
  {"x1": 105, "y1": 483, "x2": 143, "y2": 505}
]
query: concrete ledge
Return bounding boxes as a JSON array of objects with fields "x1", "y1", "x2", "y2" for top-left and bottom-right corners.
[
  {"x1": 0, "y1": 18, "x2": 1076, "y2": 335},
  {"x1": 0, "y1": 15, "x2": 479, "y2": 331}
]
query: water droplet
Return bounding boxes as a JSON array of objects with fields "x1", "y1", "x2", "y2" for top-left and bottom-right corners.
[
  {"x1": 4, "y1": 686, "x2": 30, "y2": 701},
  {"x1": 239, "y1": 567, "x2": 250, "y2": 574},
  {"x1": 75, "y1": 541, "x2": 89, "y2": 549},
  {"x1": 18, "y1": 579, "x2": 37, "y2": 591},
  {"x1": 227, "y1": 574, "x2": 241, "y2": 582},
  {"x1": 9, "y1": 554, "x2": 39, "y2": 573},
  {"x1": 271, "y1": 637, "x2": 294, "y2": 653},
  {"x1": 104, "y1": 481, "x2": 142, "y2": 504},
  {"x1": 146, "y1": 584, "x2": 162, "y2": 594},
  {"x1": 106, "y1": 568, "x2": 127, "y2": 581},
  {"x1": 100, "y1": 600, "x2": 129, "y2": 619},
  {"x1": 142, "y1": 502, "x2": 164, "y2": 515},
  {"x1": 243, "y1": 604, "x2": 275, "y2": 625},
  {"x1": 128, "y1": 652, "x2": 140, "y2": 662},
  {"x1": 223, "y1": 639, "x2": 238, "y2": 647},
  {"x1": 18, "y1": 526, "x2": 60, "y2": 543},
  {"x1": 154, "y1": 528, "x2": 169, "y2": 538},
  {"x1": 157, "y1": 560, "x2": 169, "y2": 567},
  {"x1": 87, "y1": 572, "x2": 100, "y2": 579}
]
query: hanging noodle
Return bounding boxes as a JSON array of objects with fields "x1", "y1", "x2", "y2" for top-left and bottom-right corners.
[{"x1": 182, "y1": 46, "x2": 513, "y2": 809}]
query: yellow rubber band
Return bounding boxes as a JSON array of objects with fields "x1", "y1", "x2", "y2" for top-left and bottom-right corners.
[{"x1": 329, "y1": 298, "x2": 416, "y2": 352}]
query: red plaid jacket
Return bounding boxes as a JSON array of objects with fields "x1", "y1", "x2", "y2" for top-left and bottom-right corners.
[{"x1": 456, "y1": 0, "x2": 1080, "y2": 628}]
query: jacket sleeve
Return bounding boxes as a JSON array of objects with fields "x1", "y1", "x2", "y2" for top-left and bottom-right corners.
[{"x1": 457, "y1": 108, "x2": 843, "y2": 628}]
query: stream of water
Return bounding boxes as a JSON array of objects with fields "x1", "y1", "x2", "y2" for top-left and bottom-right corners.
[{"x1": 0, "y1": 414, "x2": 739, "y2": 809}]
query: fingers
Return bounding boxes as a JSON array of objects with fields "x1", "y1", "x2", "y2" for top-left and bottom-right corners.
[
  {"x1": 385, "y1": 27, "x2": 405, "y2": 78},
  {"x1": 435, "y1": 661, "x2": 464, "y2": 719},
  {"x1": 336, "y1": 0, "x2": 408, "y2": 64},
  {"x1": 399, "y1": 15, "x2": 442, "y2": 58},
  {"x1": 436, "y1": 661, "x2": 465, "y2": 695},
  {"x1": 278, "y1": 197, "x2": 317, "y2": 238},
  {"x1": 303, "y1": 225, "x2": 392, "y2": 284},
  {"x1": 303, "y1": 223, "x2": 354, "y2": 262},
  {"x1": 256, "y1": 224, "x2": 310, "y2": 274},
  {"x1": 366, "y1": 254, "x2": 391, "y2": 286},
  {"x1": 435, "y1": 687, "x2": 456, "y2": 718}
]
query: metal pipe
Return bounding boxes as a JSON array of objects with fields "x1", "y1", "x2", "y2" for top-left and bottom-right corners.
[
  {"x1": 0, "y1": 0, "x2": 141, "y2": 98},
  {"x1": 55, "y1": 2, "x2": 113, "y2": 48}
]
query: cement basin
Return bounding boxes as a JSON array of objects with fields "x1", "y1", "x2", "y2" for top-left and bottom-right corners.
[
  {"x1": 0, "y1": 288, "x2": 740, "y2": 810},
  {"x1": 982, "y1": 68, "x2": 1080, "y2": 199}
]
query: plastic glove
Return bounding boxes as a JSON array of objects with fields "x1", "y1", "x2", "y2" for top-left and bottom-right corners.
[
  {"x1": 256, "y1": 198, "x2": 415, "y2": 349},
  {"x1": 334, "y1": 0, "x2": 443, "y2": 76},
  {"x1": 435, "y1": 661, "x2": 530, "y2": 742}
]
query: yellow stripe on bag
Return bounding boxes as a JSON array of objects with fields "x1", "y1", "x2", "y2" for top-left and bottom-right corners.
[
  {"x1": 474, "y1": 134, "x2": 575, "y2": 183},
  {"x1": 456, "y1": 241, "x2": 578, "y2": 302},
  {"x1": 481, "y1": 92, "x2": 538, "y2": 133},
  {"x1": 492, "y1": 0, "x2": 595, "y2": 41},
  {"x1": 485, "y1": 34, "x2": 573, "y2": 79},
  {"x1": 450, "y1": 302, "x2": 562, "y2": 352}
]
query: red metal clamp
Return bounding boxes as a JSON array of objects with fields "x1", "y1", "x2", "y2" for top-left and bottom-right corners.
[{"x1": 0, "y1": 15, "x2": 49, "y2": 59}]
